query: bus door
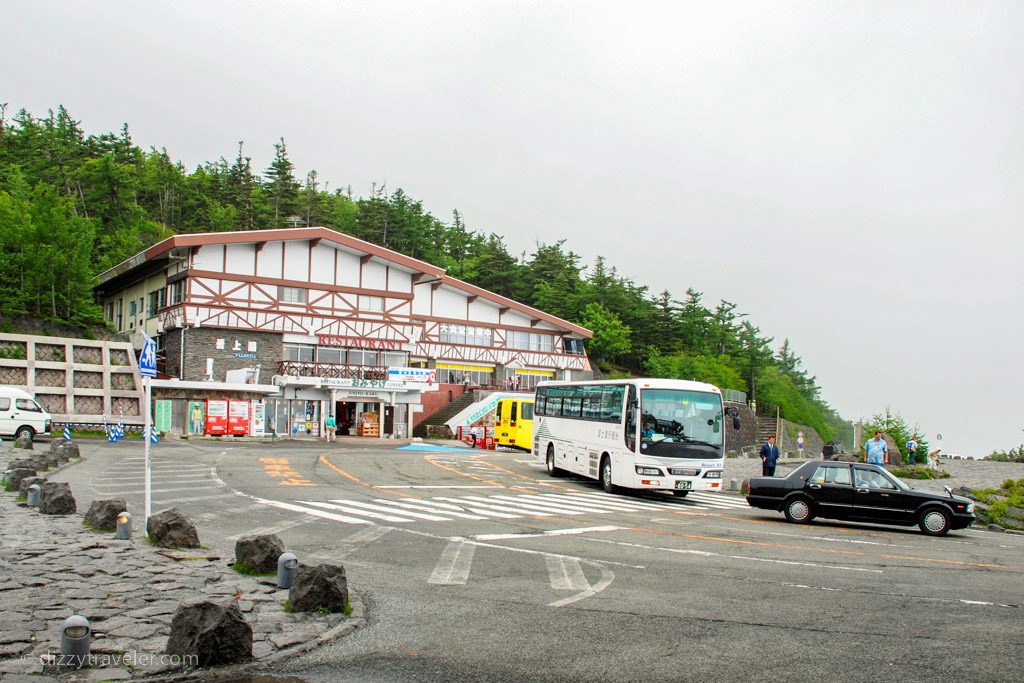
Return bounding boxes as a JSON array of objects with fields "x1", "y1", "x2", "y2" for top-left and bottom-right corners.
[{"x1": 624, "y1": 385, "x2": 638, "y2": 452}]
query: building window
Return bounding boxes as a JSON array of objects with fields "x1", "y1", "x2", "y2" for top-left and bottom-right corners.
[
  {"x1": 439, "y1": 324, "x2": 493, "y2": 347},
  {"x1": 128, "y1": 300, "x2": 137, "y2": 316},
  {"x1": 564, "y1": 338, "x2": 585, "y2": 355},
  {"x1": 347, "y1": 349, "x2": 379, "y2": 366},
  {"x1": 382, "y1": 351, "x2": 407, "y2": 368},
  {"x1": 147, "y1": 289, "x2": 166, "y2": 316},
  {"x1": 283, "y1": 344, "x2": 314, "y2": 362},
  {"x1": 317, "y1": 347, "x2": 343, "y2": 364},
  {"x1": 509, "y1": 331, "x2": 554, "y2": 352},
  {"x1": 106, "y1": 303, "x2": 114, "y2": 321},
  {"x1": 358, "y1": 295, "x2": 384, "y2": 312},
  {"x1": 169, "y1": 281, "x2": 185, "y2": 305},
  {"x1": 116, "y1": 299, "x2": 123, "y2": 330},
  {"x1": 280, "y1": 286, "x2": 307, "y2": 304}
]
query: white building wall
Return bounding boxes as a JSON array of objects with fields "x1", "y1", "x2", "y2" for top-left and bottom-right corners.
[
  {"x1": 412, "y1": 283, "x2": 433, "y2": 315},
  {"x1": 503, "y1": 311, "x2": 532, "y2": 328},
  {"x1": 194, "y1": 245, "x2": 224, "y2": 272},
  {"x1": 434, "y1": 287, "x2": 466, "y2": 318},
  {"x1": 336, "y1": 251, "x2": 360, "y2": 287},
  {"x1": 468, "y1": 301, "x2": 499, "y2": 324},
  {"x1": 224, "y1": 244, "x2": 254, "y2": 275},
  {"x1": 388, "y1": 268, "x2": 412, "y2": 293},
  {"x1": 257, "y1": 242, "x2": 283, "y2": 279},
  {"x1": 310, "y1": 244, "x2": 335, "y2": 285},
  {"x1": 363, "y1": 261, "x2": 387, "y2": 290},
  {"x1": 283, "y1": 241, "x2": 309, "y2": 281}
]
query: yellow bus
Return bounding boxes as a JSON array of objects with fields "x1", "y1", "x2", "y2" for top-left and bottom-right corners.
[{"x1": 494, "y1": 396, "x2": 534, "y2": 452}]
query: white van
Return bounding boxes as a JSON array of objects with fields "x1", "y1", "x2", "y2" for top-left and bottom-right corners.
[{"x1": 0, "y1": 387, "x2": 52, "y2": 441}]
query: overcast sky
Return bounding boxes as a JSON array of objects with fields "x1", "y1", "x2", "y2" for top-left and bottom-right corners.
[{"x1": 4, "y1": 1, "x2": 1022, "y2": 456}]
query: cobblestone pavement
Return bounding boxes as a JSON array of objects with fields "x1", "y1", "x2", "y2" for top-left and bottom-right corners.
[
  {"x1": 722, "y1": 455, "x2": 1024, "y2": 493},
  {"x1": 0, "y1": 446, "x2": 361, "y2": 681}
]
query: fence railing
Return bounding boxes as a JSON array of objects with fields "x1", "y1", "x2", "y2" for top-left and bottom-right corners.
[
  {"x1": 277, "y1": 361, "x2": 389, "y2": 381},
  {"x1": 722, "y1": 389, "x2": 747, "y2": 404}
]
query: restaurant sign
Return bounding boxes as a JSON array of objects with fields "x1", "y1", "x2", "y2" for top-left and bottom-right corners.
[{"x1": 317, "y1": 334, "x2": 403, "y2": 350}]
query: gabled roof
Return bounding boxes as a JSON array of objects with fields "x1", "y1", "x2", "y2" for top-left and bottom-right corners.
[{"x1": 97, "y1": 227, "x2": 592, "y2": 338}]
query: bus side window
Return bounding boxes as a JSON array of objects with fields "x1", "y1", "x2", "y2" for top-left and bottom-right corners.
[
  {"x1": 511, "y1": 402, "x2": 518, "y2": 424},
  {"x1": 496, "y1": 402, "x2": 503, "y2": 423},
  {"x1": 624, "y1": 386, "x2": 637, "y2": 452}
]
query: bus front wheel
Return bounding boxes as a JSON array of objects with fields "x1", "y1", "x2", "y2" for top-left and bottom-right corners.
[
  {"x1": 546, "y1": 445, "x2": 563, "y2": 477},
  {"x1": 600, "y1": 456, "x2": 617, "y2": 494}
]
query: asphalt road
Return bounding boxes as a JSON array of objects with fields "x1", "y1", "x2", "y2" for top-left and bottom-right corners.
[{"x1": 52, "y1": 439, "x2": 1024, "y2": 682}]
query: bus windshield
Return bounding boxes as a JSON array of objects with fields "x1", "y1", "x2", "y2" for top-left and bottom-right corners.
[{"x1": 639, "y1": 389, "x2": 723, "y2": 458}]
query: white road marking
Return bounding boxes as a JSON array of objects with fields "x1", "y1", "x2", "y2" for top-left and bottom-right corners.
[
  {"x1": 434, "y1": 497, "x2": 542, "y2": 518},
  {"x1": 375, "y1": 485, "x2": 501, "y2": 489},
  {"x1": 476, "y1": 526, "x2": 622, "y2": 541},
  {"x1": 301, "y1": 501, "x2": 419, "y2": 523},
  {"x1": 549, "y1": 564, "x2": 615, "y2": 608},
  {"x1": 429, "y1": 540, "x2": 477, "y2": 585},
  {"x1": 151, "y1": 493, "x2": 227, "y2": 505},
  {"x1": 254, "y1": 498, "x2": 372, "y2": 525},
  {"x1": 546, "y1": 556, "x2": 590, "y2": 591},
  {"x1": 406, "y1": 497, "x2": 522, "y2": 519},
  {"x1": 325, "y1": 499, "x2": 452, "y2": 521},
  {"x1": 459, "y1": 495, "x2": 580, "y2": 516},
  {"x1": 377, "y1": 499, "x2": 487, "y2": 520},
  {"x1": 582, "y1": 537, "x2": 884, "y2": 574},
  {"x1": 225, "y1": 518, "x2": 307, "y2": 541}
]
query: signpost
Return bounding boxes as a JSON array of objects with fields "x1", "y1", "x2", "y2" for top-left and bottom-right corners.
[{"x1": 139, "y1": 334, "x2": 157, "y2": 530}]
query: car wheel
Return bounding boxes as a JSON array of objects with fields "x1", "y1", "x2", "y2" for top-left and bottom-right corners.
[
  {"x1": 600, "y1": 456, "x2": 617, "y2": 494},
  {"x1": 546, "y1": 445, "x2": 562, "y2": 477},
  {"x1": 15, "y1": 426, "x2": 34, "y2": 441},
  {"x1": 672, "y1": 490, "x2": 690, "y2": 498},
  {"x1": 918, "y1": 508, "x2": 951, "y2": 536},
  {"x1": 784, "y1": 496, "x2": 814, "y2": 524}
]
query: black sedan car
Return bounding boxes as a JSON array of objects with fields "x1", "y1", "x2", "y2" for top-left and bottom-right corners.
[{"x1": 746, "y1": 460, "x2": 975, "y2": 536}]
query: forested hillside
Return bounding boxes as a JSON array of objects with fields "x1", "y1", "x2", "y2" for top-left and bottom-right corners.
[{"x1": 0, "y1": 105, "x2": 849, "y2": 440}]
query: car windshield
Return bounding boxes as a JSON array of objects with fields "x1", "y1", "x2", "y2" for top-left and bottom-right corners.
[{"x1": 639, "y1": 389, "x2": 723, "y2": 459}]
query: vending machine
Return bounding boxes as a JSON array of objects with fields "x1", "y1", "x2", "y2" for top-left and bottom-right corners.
[
  {"x1": 228, "y1": 400, "x2": 250, "y2": 436},
  {"x1": 249, "y1": 401, "x2": 266, "y2": 437},
  {"x1": 205, "y1": 399, "x2": 229, "y2": 435}
]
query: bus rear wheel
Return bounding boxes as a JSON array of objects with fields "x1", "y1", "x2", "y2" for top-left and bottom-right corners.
[
  {"x1": 600, "y1": 456, "x2": 617, "y2": 494},
  {"x1": 546, "y1": 445, "x2": 563, "y2": 477}
]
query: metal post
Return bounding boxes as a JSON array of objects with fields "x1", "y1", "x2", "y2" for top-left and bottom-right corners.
[{"x1": 144, "y1": 375, "x2": 152, "y2": 529}]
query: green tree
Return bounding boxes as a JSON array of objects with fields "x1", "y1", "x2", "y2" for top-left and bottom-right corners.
[
  {"x1": 264, "y1": 137, "x2": 299, "y2": 224},
  {"x1": 580, "y1": 303, "x2": 632, "y2": 362}
]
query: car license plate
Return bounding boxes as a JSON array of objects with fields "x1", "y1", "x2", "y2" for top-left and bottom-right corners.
[{"x1": 675, "y1": 480, "x2": 692, "y2": 490}]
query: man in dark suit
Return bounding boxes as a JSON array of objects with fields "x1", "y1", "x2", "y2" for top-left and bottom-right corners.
[{"x1": 760, "y1": 435, "x2": 780, "y2": 477}]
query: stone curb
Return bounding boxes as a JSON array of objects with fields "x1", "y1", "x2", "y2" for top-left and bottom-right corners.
[{"x1": 134, "y1": 591, "x2": 367, "y2": 682}]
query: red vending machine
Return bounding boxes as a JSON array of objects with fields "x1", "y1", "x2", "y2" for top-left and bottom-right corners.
[
  {"x1": 228, "y1": 400, "x2": 250, "y2": 436},
  {"x1": 205, "y1": 400, "x2": 229, "y2": 435}
]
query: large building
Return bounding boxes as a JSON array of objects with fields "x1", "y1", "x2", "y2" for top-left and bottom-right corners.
[{"x1": 95, "y1": 227, "x2": 592, "y2": 438}]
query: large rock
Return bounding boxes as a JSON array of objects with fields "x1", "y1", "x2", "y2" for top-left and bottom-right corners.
[
  {"x1": 234, "y1": 533, "x2": 284, "y2": 574},
  {"x1": 62, "y1": 441, "x2": 80, "y2": 459},
  {"x1": 14, "y1": 435, "x2": 33, "y2": 450},
  {"x1": 5, "y1": 467, "x2": 37, "y2": 490},
  {"x1": 165, "y1": 600, "x2": 252, "y2": 666},
  {"x1": 147, "y1": 508, "x2": 200, "y2": 548},
  {"x1": 18, "y1": 476, "x2": 47, "y2": 497},
  {"x1": 7, "y1": 458, "x2": 36, "y2": 470},
  {"x1": 38, "y1": 481, "x2": 76, "y2": 515},
  {"x1": 84, "y1": 499, "x2": 128, "y2": 531},
  {"x1": 289, "y1": 564, "x2": 348, "y2": 613}
]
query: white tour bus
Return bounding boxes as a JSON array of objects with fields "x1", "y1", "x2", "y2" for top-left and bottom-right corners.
[
  {"x1": 533, "y1": 378, "x2": 741, "y2": 496},
  {"x1": 0, "y1": 386, "x2": 53, "y2": 441}
]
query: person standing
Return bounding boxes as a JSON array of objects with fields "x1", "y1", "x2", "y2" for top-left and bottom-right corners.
[
  {"x1": 325, "y1": 413, "x2": 337, "y2": 443},
  {"x1": 759, "y1": 435, "x2": 780, "y2": 476},
  {"x1": 864, "y1": 431, "x2": 888, "y2": 467},
  {"x1": 906, "y1": 436, "x2": 918, "y2": 466}
]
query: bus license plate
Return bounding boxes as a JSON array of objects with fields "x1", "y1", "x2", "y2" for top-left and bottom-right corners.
[{"x1": 675, "y1": 481, "x2": 692, "y2": 490}]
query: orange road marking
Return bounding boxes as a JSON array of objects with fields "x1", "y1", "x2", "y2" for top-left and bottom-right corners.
[
  {"x1": 318, "y1": 454, "x2": 419, "y2": 498},
  {"x1": 468, "y1": 457, "x2": 577, "y2": 492},
  {"x1": 425, "y1": 455, "x2": 536, "y2": 494}
]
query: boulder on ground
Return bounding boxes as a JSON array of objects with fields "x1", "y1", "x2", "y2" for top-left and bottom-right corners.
[
  {"x1": 18, "y1": 476, "x2": 47, "y2": 497},
  {"x1": 165, "y1": 600, "x2": 252, "y2": 667},
  {"x1": 147, "y1": 508, "x2": 200, "y2": 548},
  {"x1": 234, "y1": 533, "x2": 285, "y2": 574},
  {"x1": 38, "y1": 481, "x2": 76, "y2": 515},
  {"x1": 289, "y1": 564, "x2": 348, "y2": 613},
  {"x1": 8, "y1": 458, "x2": 36, "y2": 471},
  {"x1": 5, "y1": 467, "x2": 37, "y2": 490},
  {"x1": 84, "y1": 499, "x2": 128, "y2": 531},
  {"x1": 62, "y1": 441, "x2": 79, "y2": 459},
  {"x1": 14, "y1": 435, "x2": 33, "y2": 450},
  {"x1": 833, "y1": 454, "x2": 860, "y2": 463}
]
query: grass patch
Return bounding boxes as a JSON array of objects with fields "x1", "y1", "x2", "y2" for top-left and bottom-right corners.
[
  {"x1": 16, "y1": 494, "x2": 26, "y2": 502},
  {"x1": 82, "y1": 520, "x2": 114, "y2": 533},
  {"x1": 969, "y1": 477, "x2": 1024, "y2": 528},
  {"x1": 281, "y1": 599, "x2": 352, "y2": 616},
  {"x1": 231, "y1": 562, "x2": 276, "y2": 577},
  {"x1": 889, "y1": 465, "x2": 950, "y2": 480},
  {"x1": 2, "y1": 481, "x2": 13, "y2": 492}
]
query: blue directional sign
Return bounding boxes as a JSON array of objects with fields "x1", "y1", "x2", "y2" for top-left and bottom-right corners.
[{"x1": 139, "y1": 334, "x2": 157, "y2": 378}]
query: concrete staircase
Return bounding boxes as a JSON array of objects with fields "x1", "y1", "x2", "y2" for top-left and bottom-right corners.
[
  {"x1": 413, "y1": 393, "x2": 477, "y2": 438},
  {"x1": 755, "y1": 415, "x2": 779, "y2": 446}
]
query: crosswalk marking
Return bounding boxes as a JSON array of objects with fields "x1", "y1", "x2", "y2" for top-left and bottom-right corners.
[
  {"x1": 429, "y1": 540, "x2": 476, "y2": 585},
  {"x1": 275, "y1": 490, "x2": 750, "y2": 526}
]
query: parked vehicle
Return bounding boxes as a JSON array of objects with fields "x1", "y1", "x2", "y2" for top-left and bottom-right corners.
[
  {"x1": 0, "y1": 386, "x2": 52, "y2": 441},
  {"x1": 745, "y1": 460, "x2": 974, "y2": 536},
  {"x1": 494, "y1": 396, "x2": 534, "y2": 452}
]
